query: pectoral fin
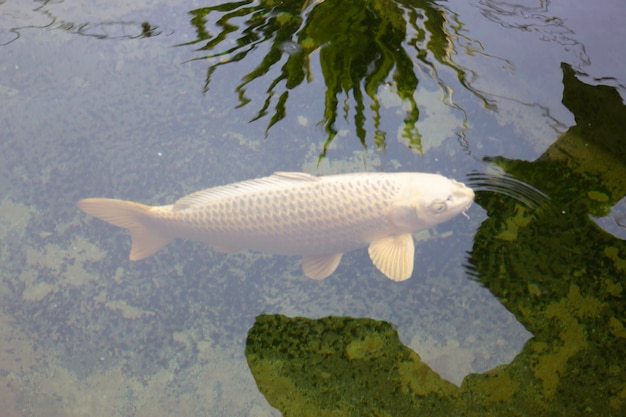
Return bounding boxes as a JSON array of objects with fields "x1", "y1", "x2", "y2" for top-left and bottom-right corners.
[
  {"x1": 302, "y1": 253, "x2": 343, "y2": 280},
  {"x1": 368, "y1": 234, "x2": 415, "y2": 281}
]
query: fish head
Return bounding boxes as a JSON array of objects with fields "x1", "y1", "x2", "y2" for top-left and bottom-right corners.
[{"x1": 390, "y1": 173, "x2": 475, "y2": 232}]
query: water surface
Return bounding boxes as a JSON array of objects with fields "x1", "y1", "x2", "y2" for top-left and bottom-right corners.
[{"x1": 0, "y1": 0, "x2": 624, "y2": 416}]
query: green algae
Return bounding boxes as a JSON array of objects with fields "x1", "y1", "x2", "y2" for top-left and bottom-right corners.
[
  {"x1": 532, "y1": 286, "x2": 594, "y2": 399},
  {"x1": 588, "y1": 190, "x2": 610, "y2": 203},
  {"x1": 605, "y1": 246, "x2": 626, "y2": 272},
  {"x1": 246, "y1": 315, "x2": 457, "y2": 416},
  {"x1": 494, "y1": 205, "x2": 533, "y2": 242},
  {"x1": 345, "y1": 334, "x2": 385, "y2": 361},
  {"x1": 609, "y1": 317, "x2": 626, "y2": 339},
  {"x1": 246, "y1": 305, "x2": 622, "y2": 415},
  {"x1": 396, "y1": 351, "x2": 457, "y2": 397}
]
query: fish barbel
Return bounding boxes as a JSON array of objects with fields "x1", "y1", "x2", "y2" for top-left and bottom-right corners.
[{"x1": 78, "y1": 171, "x2": 474, "y2": 281}]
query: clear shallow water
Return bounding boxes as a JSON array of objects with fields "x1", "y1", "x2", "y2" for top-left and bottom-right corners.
[{"x1": 0, "y1": 0, "x2": 625, "y2": 416}]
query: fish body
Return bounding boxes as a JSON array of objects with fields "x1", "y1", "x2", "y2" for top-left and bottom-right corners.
[{"x1": 78, "y1": 171, "x2": 474, "y2": 281}]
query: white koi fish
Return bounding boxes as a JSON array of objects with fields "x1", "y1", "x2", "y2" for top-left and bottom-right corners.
[{"x1": 78, "y1": 171, "x2": 474, "y2": 281}]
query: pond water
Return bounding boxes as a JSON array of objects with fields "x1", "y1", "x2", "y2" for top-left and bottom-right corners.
[{"x1": 0, "y1": 0, "x2": 625, "y2": 416}]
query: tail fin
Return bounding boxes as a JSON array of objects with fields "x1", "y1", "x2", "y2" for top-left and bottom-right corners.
[{"x1": 78, "y1": 198, "x2": 172, "y2": 260}]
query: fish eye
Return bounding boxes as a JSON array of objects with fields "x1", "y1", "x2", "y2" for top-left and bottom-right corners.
[{"x1": 431, "y1": 201, "x2": 447, "y2": 213}]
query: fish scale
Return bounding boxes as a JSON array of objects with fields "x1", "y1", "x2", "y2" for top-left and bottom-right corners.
[
  {"x1": 78, "y1": 171, "x2": 474, "y2": 281},
  {"x1": 169, "y1": 178, "x2": 394, "y2": 253}
]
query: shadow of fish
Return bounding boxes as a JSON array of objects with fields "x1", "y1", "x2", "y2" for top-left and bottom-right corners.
[{"x1": 78, "y1": 172, "x2": 474, "y2": 281}]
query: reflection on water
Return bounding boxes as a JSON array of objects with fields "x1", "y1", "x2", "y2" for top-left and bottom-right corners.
[
  {"x1": 0, "y1": 0, "x2": 625, "y2": 416},
  {"x1": 0, "y1": 0, "x2": 166, "y2": 44},
  {"x1": 179, "y1": 0, "x2": 492, "y2": 159},
  {"x1": 478, "y1": 0, "x2": 590, "y2": 67},
  {"x1": 466, "y1": 168, "x2": 551, "y2": 209}
]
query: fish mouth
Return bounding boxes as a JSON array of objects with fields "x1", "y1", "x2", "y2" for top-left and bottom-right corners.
[
  {"x1": 452, "y1": 181, "x2": 474, "y2": 220},
  {"x1": 461, "y1": 202, "x2": 472, "y2": 219}
]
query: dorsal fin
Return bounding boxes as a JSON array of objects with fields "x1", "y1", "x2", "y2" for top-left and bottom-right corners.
[
  {"x1": 173, "y1": 172, "x2": 320, "y2": 211},
  {"x1": 272, "y1": 171, "x2": 319, "y2": 181}
]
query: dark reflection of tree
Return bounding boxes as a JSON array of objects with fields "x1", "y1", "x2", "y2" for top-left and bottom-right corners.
[
  {"x1": 180, "y1": 0, "x2": 488, "y2": 159},
  {"x1": 243, "y1": 64, "x2": 626, "y2": 416}
]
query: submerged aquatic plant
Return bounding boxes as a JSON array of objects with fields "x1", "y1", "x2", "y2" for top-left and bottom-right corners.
[{"x1": 179, "y1": 0, "x2": 490, "y2": 160}]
